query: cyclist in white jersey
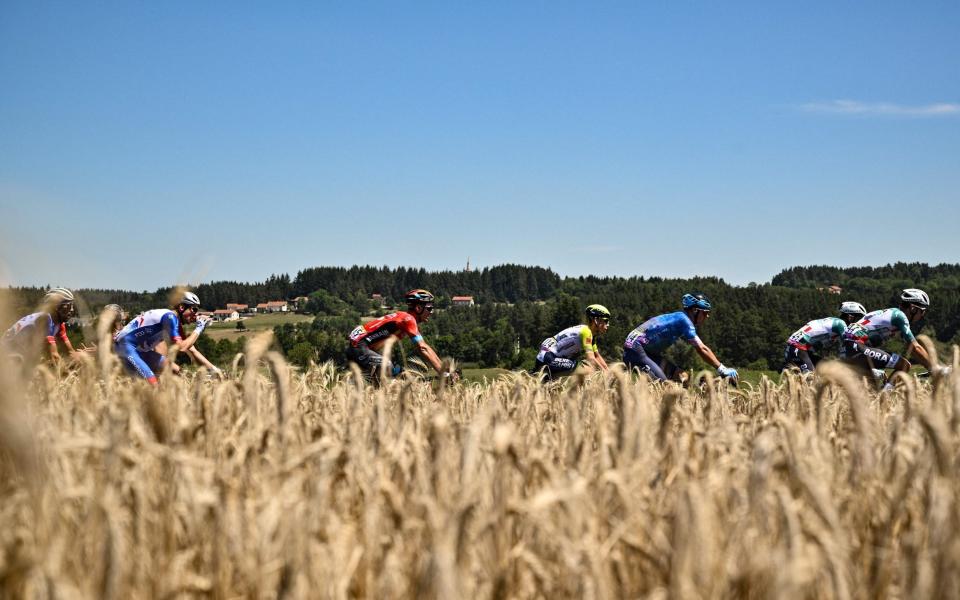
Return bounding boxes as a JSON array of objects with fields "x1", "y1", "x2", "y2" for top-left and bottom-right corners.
[
  {"x1": 534, "y1": 304, "x2": 610, "y2": 380},
  {"x1": 781, "y1": 301, "x2": 866, "y2": 374},
  {"x1": 113, "y1": 291, "x2": 218, "y2": 384},
  {"x1": 840, "y1": 288, "x2": 948, "y2": 381}
]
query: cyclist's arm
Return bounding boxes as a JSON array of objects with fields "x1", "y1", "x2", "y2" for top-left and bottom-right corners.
[
  {"x1": 46, "y1": 337, "x2": 63, "y2": 362},
  {"x1": 891, "y1": 311, "x2": 932, "y2": 369},
  {"x1": 905, "y1": 339, "x2": 933, "y2": 370},
  {"x1": 584, "y1": 347, "x2": 608, "y2": 371},
  {"x1": 413, "y1": 338, "x2": 445, "y2": 374},
  {"x1": 689, "y1": 337, "x2": 722, "y2": 369},
  {"x1": 186, "y1": 346, "x2": 218, "y2": 370},
  {"x1": 164, "y1": 314, "x2": 201, "y2": 353}
]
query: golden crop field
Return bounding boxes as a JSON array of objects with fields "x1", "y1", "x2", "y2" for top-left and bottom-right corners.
[{"x1": 1, "y1": 333, "x2": 958, "y2": 599}]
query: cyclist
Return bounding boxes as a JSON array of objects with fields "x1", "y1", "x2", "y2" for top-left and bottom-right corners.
[
  {"x1": 534, "y1": 304, "x2": 611, "y2": 380},
  {"x1": 623, "y1": 293, "x2": 738, "y2": 383},
  {"x1": 345, "y1": 289, "x2": 454, "y2": 382},
  {"x1": 782, "y1": 301, "x2": 867, "y2": 374},
  {"x1": 840, "y1": 288, "x2": 948, "y2": 383},
  {"x1": 1, "y1": 287, "x2": 82, "y2": 364},
  {"x1": 102, "y1": 304, "x2": 128, "y2": 337},
  {"x1": 113, "y1": 291, "x2": 217, "y2": 385}
]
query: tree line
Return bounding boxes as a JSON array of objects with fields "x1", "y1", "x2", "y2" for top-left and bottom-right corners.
[{"x1": 4, "y1": 262, "x2": 959, "y2": 371}]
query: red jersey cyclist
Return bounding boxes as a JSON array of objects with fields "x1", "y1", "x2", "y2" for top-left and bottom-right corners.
[{"x1": 345, "y1": 289, "x2": 455, "y2": 381}]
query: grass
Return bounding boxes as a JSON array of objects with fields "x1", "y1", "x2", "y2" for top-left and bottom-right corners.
[
  {"x1": 1, "y1": 331, "x2": 959, "y2": 598},
  {"x1": 203, "y1": 312, "x2": 314, "y2": 340}
]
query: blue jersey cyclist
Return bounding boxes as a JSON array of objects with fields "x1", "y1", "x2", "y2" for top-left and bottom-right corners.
[
  {"x1": 113, "y1": 291, "x2": 219, "y2": 385},
  {"x1": 534, "y1": 304, "x2": 611, "y2": 380},
  {"x1": 840, "y1": 288, "x2": 948, "y2": 382},
  {"x1": 782, "y1": 301, "x2": 867, "y2": 374},
  {"x1": 623, "y1": 293, "x2": 737, "y2": 382},
  {"x1": 2, "y1": 287, "x2": 83, "y2": 365}
]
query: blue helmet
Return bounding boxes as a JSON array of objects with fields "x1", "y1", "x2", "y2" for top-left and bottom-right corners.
[{"x1": 681, "y1": 293, "x2": 712, "y2": 311}]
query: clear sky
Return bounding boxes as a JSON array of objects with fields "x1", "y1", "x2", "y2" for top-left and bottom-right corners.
[{"x1": 2, "y1": 1, "x2": 958, "y2": 291}]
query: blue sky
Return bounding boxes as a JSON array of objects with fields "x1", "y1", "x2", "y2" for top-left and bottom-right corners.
[{"x1": 2, "y1": 2, "x2": 958, "y2": 291}]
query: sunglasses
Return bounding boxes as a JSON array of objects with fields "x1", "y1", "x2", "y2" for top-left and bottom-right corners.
[{"x1": 423, "y1": 305, "x2": 435, "y2": 312}]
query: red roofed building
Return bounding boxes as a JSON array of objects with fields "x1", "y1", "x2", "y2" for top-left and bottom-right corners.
[{"x1": 452, "y1": 295, "x2": 475, "y2": 307}]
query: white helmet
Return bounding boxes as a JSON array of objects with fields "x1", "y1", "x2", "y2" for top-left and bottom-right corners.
[
  {"x1": 104, "y1": 304, "x2": 127, "y2": 319},
  {"x1": 839, "y1": 301, "x2": 867, "y2": 317},
  {"x1": 44, "y1": 287, "x2": 75, "y2": 304},
  {"x1": 900, "y1": 288, "x2": 930, "y2": 308},
  {"x1": 180, "y1": 291, "x2": 201, "y2": 307}
]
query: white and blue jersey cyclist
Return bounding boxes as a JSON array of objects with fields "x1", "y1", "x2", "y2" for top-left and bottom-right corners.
[
  {"x1": 623, "y1": 293, "x2": 737, "y2": 382},
  {"x1": 113, "y1": 292, "x2": 216, "y2": 385},
  {"x1": 1, "y1": 287, "x2": 80, "y2": 364}
]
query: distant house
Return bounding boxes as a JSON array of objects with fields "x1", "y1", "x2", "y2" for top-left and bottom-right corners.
[
  {"x1": 226, "y1": 303, "x2": 249, "y2": 313},
  {"x1": 292, "y1": 296, "x2": 309, "y2": 310},
  {"x1": 214, "y1": 309, "x2": 240, "y2": 322},
  {"x1": 818, "y1": 285, "x2": 843, "y2": 295},
  {"x1": 265, "y1": 300, "x2": 288, "y2": 313},
  {"x1": 452, "y1": 295, "x2": 475, "y2": 307},
  {"x1": 371, "y1": 293, "x2": 386, "y2": 308},
  {"x1": 255, "y1": 303, "x2": 270, "y2": 313}
]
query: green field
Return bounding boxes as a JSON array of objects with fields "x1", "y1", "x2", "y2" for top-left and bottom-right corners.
[{"x1": 204, "y1": 312, "x2": 314, "y2": 340}]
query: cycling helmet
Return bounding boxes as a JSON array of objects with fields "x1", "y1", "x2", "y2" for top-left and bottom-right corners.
[
  {"x1": 104, "y1": 304, "x2": 126, "y2": 319},
  {"x1": 180, "y1": 291, "x2": 202, "y2": 307},
  {"x1": 404, "y1": 289, "x2": 435, "y2": 305},
  {"x1": 585, "y1": 304, "x2": 611, "y2": 320},
  {"x1": 681, "y1": 293, "x2": 712, "y2": 311},
  {"x1": 44, "y1": 287, "x2": 75, "y2": 304},
  {"x1": 839, "y1": 301, "x2": 867, "y2": 317},
  {"x1": 900, "y1": 288, "x2": 930, "y2": 308}
]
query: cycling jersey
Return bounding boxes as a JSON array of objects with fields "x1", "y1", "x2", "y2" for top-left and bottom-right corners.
[
  {"x1": 787, "y1": 317, "x2": 847, "y2": 352},
  {"x1": 536, "y1": 325, "x2": 597, "y2": 362},
  {"x1": 624, "y1": 311, "x2": 701, "y2": 354},
  {"x1": 348, "y1": 312, "x2": 422, "y2": 347},
  {"x1": 114, "y1": 309, "x2": 184, "y2": 352},
  {"x1": 1, "y1": 312, "x2": 69, "y2": 354},
  {"x1": 842, "y1": 308, "x2": 915, "y2": 347}
]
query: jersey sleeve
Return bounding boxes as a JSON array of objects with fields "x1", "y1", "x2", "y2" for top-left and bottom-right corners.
[
  {"x1": 891, "y1": 309, "x2": 915, "y2": 343},
  {"x1": 831, "y1": 318, "x2": 847, "y2": 336},
  {"x1": 681, "y1": 314, "x2": 698, "y2": 340},
  {"x1": 579, "y1": 326, "x2": 594, "y2": 353},
  {"x1": 57, "y1": 322, "x2": 69, "y2": 342},
  {"x1": 162, "y1": 312, "x2": 184, "y2": 343},
  {"x1": 44, "y1": 315, "x2": 57, "y2": 343},
  {"x1": 400, "y1": 313, "x2": 422, "y2": 342}
]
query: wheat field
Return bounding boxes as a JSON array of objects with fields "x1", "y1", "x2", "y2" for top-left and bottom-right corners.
[{"x1": 1, "y1": 332, "x2": 959, "y2": 599}]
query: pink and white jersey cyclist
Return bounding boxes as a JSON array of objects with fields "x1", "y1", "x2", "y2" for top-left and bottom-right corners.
[
  {"x1": 1, "y1": 287, "x2": 81, "y2": 364},
  {"x1": 113, "y1": 291, "x2": 219, "y2": 385}
]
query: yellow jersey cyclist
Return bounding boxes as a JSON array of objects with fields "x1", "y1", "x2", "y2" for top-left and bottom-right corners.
[
  {"x1": 534, "y1": 304, "x2": 611, "y2": 380},
  {"x1": 840, "y1": 288, "x2": 949, "y2": 384},
  {"x1": 623, "y1": 293, "x2": 738, "y2": 383},
  {"x1": 781, "y1": 301, "x2": 867, "y2": 374}
]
